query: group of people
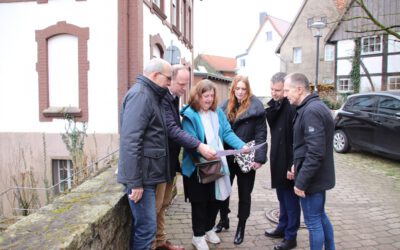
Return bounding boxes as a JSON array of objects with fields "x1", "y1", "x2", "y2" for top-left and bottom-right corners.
[{"x1": 117, "y1": 57, "x2": 336, "y2": 250}]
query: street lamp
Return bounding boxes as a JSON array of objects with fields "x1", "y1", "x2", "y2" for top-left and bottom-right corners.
[{"x1": 310, "y1": 20, "x2": 326, "y2": 93}]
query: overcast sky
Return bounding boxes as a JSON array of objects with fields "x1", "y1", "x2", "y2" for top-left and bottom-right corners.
[{"x1": 194, "y1": 0, "x2": 304, "y2": 58}]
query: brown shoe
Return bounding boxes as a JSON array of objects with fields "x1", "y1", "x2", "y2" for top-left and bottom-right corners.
[{"x1": 155, "y1": 241, "x2": 185, "y2": 250}]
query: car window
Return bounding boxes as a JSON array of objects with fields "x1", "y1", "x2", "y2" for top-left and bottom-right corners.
[
  {"x1": 346, "y1": 96, "x2": 377, "y2": 113},
  {"x1": 377, "y1": 97, "x2": 400, "y2": 116}
]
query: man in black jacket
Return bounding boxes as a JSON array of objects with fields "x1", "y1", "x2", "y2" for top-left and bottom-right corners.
[
  {"x1": 154, "y1": 65, "x2": 216, "y2": 250},
  {"x1": 284, "y1": 73, "x2": 335, "y2": 250},
  {"x1": 118, "y1": 58, "x2": 172, "y2": 250},
  {"x1": 265, "y1": 72, "x2": 300, "y2": 250}
]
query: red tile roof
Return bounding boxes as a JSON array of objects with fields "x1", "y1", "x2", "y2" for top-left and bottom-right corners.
[{"x1": 200, "y1": 54, "x2": 237, "y2": 72}]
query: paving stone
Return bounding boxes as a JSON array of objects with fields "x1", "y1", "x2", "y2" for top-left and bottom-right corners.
[{"x1": 164, "y1": 150, "x2": 400, "y2": 249}]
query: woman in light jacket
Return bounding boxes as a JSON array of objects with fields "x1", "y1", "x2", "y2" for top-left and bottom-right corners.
[
  {"x1": 216, "y1": 75, "x2": 267, "y2": 245},
  {"x1": 181, "y1": 79, "x2": 246, "y2": 250}
]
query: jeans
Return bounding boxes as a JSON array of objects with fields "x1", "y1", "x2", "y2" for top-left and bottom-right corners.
[
  {"x1": 300, "y1": 191, "x2": 335, "y2": 250},
  {"x1": 276, "y1": 187, "x2": 301, "y2": 240},
  {"x1": 127, "y1": 185, "x2": 157, "y2": 250}
]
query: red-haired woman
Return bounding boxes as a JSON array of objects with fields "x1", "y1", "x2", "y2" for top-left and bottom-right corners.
[{"x1": 217, "y1": 75, "x2": 267, "y2": 245}]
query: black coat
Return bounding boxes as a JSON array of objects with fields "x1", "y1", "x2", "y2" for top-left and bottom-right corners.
[
  {"x1": 220, "y1": 96, "x2": 267, "y2": 164},
  {"x1": 293, "y1": 93, "x2": 335, "y2": 194},
  {"x1": 162, "y1": 92, "x2": 200, "y2": 177},
  {"x1": 117, "y1": 75, "x2": 170, "y2": 190},
  {"x1": 266, "y1": 97, "x2": 295, "y2": 189}
]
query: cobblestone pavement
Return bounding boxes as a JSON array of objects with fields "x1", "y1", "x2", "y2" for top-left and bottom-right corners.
[{"x1": 165, "y1": 151, "x2": 400, "y2": 250}]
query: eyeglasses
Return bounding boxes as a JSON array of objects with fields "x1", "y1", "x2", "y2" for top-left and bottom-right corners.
[{"x1": 159, "y1": 72, "x2": 172, "y2": 81}]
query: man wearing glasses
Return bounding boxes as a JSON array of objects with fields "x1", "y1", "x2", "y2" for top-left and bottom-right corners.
[{"x1": 118, "y1": 57, "x2": 173, "y2": 250}]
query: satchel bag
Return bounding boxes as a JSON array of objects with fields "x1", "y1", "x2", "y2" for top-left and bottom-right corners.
[
  {"x1": 195, "y1": 159, "x2": 224, "y2": 184},
  {"x1": 234, "y1": 140, "x2": 255, "y2": 173}
]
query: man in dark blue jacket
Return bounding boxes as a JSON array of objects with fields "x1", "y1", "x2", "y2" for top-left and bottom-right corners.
[
  {"x1": 154, "y1": 65, "x2": 216, "y2": 250},
  {"x1": 265, "y1": 72, "x2": 300, "y2": 250},
  {"x1": 118, "y1": 58, "x2": 172, "y2": 250},
  {"x1": 284, "y1": 73, "x2": 335, "y2": 250}
]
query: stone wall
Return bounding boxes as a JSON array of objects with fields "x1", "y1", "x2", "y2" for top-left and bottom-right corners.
[{"x1": 0, "y1": 167, "x2": 131, "y2": 250}]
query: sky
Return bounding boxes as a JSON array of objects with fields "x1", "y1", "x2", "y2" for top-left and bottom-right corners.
[{"x1": 194, "y1": 0, "x2": 304, "y2": 58}]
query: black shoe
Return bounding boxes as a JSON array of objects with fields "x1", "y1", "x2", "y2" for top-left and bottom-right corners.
[
  {"x1": 214, "y1": 218, "x2": 229, "y2": 233},
  {"x1": 274, "y1": 239, "x2": 297, "y2": 250},
  {"x1": 264, "y1": 228, "x2": 284, "y2": 238},
  {"x1": 233, "y1": 226, "x2": 245, "y2": 245}
]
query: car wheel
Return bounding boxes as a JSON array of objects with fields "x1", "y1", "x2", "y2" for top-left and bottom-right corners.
[{"x1": 333, "y1": 130, "x2": 350, "y2": 153}]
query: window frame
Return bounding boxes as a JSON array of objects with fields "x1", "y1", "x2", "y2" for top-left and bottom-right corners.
[
  {"x1": 361, "y1": 35, "x2": 382, "y2": 55},
  {"x1": 293, "y1": 47, "x2": 302, "y2": 64},
  {"x1": 266, "y1": 31, "x2": 272, "y2": 41},
  {"x1": 36, "y1": 21, "x2": 89, "y2": 122},
  {"x1": 324, "y1": 44, "x2": 334, "y2": 61},
  {"x1": 52, "y1": 159, "x2": 73, "y2": 194},
  {"x1": 388, "y1": 76, "x2": 400, "y2": 90},
  {"x1": 337, "y1": 78, "x2": 354, "y2": 93}
]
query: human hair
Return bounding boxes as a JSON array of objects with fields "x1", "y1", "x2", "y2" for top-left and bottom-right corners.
[
  {"x1": 188, "y1": 79, "x2": 218, "y2": 111},
  {"x1": 271, "y1": 72, "x2": 287, "y2": 84},
  {"x1": 285, "y1": 73, "x2": 310, "y2": 92},
  {"x1": 172, "y1": 64, "x2": 189, "y2": 80},
  {"x1": 143, "y1": 58, "x2": 168, "y2": 76},
  {"x1": 226, "y1": 75, "x2": 253, "y2": 122}
]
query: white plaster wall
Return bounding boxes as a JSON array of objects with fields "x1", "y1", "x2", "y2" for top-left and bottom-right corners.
[
  {"x1": 142, "y1": 7, "x2": 192, "y2": 65},
  {"x1": 337, "y1": 40, "x2": 354, "y2": 58},
  {"x1": 243, "y1": 22, "x2": 282, "y2": 98},
  {"x1": 388, "y1": 35, "x2": 400, "y2": 53},
  {"x1": 360, "y1": 57, "x2": 382, "y2": 75},
  {"x1": 337, "y1": 59, "x2": 352, "y2": 75},
  {"x1": 360, "y1": 76, "x2": 381, "y2": 92},
  {"x1": 0, "y1": 0, "x2": 118, "y2": 133},
  {"x1": 388, "y1": 54, "x2": 400, "y2": 73}
]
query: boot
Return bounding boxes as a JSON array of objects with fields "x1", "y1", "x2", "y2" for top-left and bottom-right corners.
[
  {"x1": 214, "y1": 217, "x2": 229, "y2": 233},
  {"x1": 233, "y1": 220, "x2": 246, "y2": 245}
]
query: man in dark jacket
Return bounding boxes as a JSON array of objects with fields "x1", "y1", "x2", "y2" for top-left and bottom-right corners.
[
  {"x1": 265, "y1": 72, "x2": 300, "y2": 250},
  {"x1": 153, "y1": 65, "x2": 216, "y2": 250},
  {"x1": 118, "y1": 58, "x2": 172, "y2": 250},
  {"x1": 284, "y1": 73, "x2": 335, "y2": 250}
]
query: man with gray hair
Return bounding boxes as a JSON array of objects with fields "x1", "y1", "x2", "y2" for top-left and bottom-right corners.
[
  {"x1": 265, "y1": 72, "x2": 300, "y2": 250},
  {"x1": 284, "y1": 73, "x2": 335, "y2": 250},
  {"x1": 118, "y1": 57, "x2": 172, "y2": 250}
]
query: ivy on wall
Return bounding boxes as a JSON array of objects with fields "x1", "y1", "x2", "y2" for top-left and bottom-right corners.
[{"x1": 350, "y1": 38, "x2": 361, "y2": 93}]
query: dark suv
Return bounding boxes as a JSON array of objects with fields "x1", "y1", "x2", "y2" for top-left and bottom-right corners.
[{"x1": 333, "y1": 91, "x2": 400, "y2": 160}]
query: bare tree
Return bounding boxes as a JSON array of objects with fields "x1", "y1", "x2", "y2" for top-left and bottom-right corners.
[{"x1": 344, "y1": 0, "x2": 400, "y2": 40}]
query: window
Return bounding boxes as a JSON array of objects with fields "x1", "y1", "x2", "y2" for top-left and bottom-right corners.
[
  {"x1": 181, "y1": 0, "x2": 186, "y2": 35},
  {"x1": 388, "y1": 76, "x2": 400, "y2": 90},
  {"x1": 378, "y1": 97, "x2": 400, "y2": 116},
  {"x1": 266, "y1": 31, "x2": 272, "y2": 41},
  {"x1": 36, "y1": 21, "x2": 89, "y2": 122},
  {"x1": 240, "y1": 59, "x2": 246, "y2": 67},
  {"x1": 361, "y1": 36, "x2": 382, "y2": 54},
  {"x1": 52, "y1": 159, "x2": 73, "y2": 194},
  {"x1": 338, "y1": 79, "x2": 353, "y2": 93},
  {"x1": 348, "y1": 96, "x2": 377, "y2": 113},
  {"x1": 171, "y1": 0, "x2": 178, "y2": 28},
  {"x1": 324, "y1": 44, "x2": 334, "y2": 61},
  {"x1": 153, "y1": 0, "x2": 161, "y2": 8},
  {"x1": 293, "y1": 47, "x2": 302, "y2": 63}
]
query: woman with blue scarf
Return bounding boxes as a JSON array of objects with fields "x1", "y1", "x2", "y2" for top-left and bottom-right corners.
[{"x1": 181, "y1": 79, "x2": 246, "y2": 250}]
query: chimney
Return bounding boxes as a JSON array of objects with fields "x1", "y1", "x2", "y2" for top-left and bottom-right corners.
[
  {"x1": 334, "y1": 0, "x2": 347, "y2": 12},
  {"x1": 259, "y1": 12, "x2": 267, "y2": 26}
]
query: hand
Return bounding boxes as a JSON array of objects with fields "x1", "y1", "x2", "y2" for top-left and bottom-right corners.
[
  {"x1": 197, "y1": 143, "x2": 217, "y2": 160},
  {"x1": 128, "y1": 187, "x2": 143, "y2": 203},
  {"x1": 252, "y1": 162, "x2": 262, "y2": 170},
  {"x1": 241, "y1": 145, "x2": 251, "y2": 154},
  {"x1": 294, "y1": 186, "x2": 305, "y2": 198},
  {"x1": 287, "y1": 165, "x2": 295, "y2": 180}
]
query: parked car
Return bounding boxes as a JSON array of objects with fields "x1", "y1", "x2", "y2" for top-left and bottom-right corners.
[{"x1": 333, "y1": 91, "x2": 400, "y2": 161}]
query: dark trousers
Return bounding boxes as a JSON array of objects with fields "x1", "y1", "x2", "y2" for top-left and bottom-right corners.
[
  {"x1": 191, "y1": 200, "x2": 220, "y2": 236},
  {"x1": 276, "y1": 187, "x2": 301, "y2": 240},
  {"x1": 219, "y1": 158, "x2": 256, "y2": 222}
]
